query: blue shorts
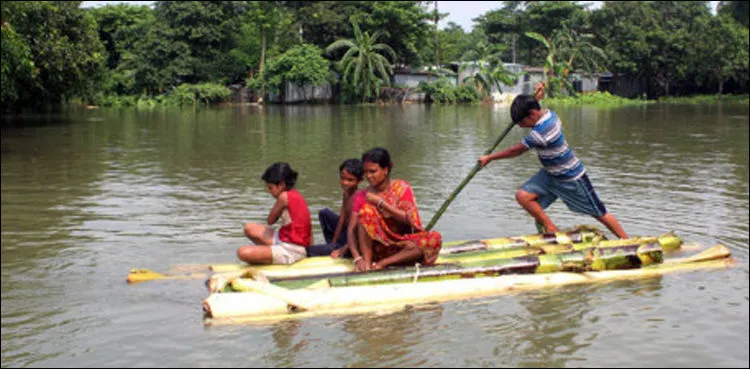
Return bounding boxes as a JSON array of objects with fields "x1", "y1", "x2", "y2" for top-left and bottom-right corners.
[{"x1": 520, "y1": 170, "x2": 608, "y2": 217}]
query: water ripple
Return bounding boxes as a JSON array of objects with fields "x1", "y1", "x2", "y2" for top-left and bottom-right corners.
[{"x1": 1, "y1": 105, "x2": 748, "y2": 367}]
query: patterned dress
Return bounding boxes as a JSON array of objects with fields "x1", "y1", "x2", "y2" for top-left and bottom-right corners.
[{"x1": 356, "y1": 179, "x2": 442, "y2": 265}]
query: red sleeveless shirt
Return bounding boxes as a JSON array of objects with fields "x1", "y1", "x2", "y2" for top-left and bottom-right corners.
[{"x1": 278, "y1": 189, "x2": 312, "y2": 247}]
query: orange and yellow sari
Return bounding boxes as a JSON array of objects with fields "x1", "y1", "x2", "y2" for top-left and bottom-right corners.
[{"x1": 357, "y1": 179, "x2": 442, "y2": 265}]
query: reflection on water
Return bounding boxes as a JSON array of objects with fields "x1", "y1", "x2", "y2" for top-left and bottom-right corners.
[{"x1": 1, "y1": 104, "x2": 748, "y2": 367}]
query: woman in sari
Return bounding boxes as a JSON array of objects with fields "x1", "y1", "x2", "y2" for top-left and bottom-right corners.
[{"x1": 351, "y1": 147, "x2": 442, "y2": 272}]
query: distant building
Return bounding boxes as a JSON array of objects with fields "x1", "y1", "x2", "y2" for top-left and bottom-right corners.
[
  {"x1": 392, "y1": 67, "x2": 457, "y2": 88},
  {"x1": 523, "y1": 66, "x2": 605, "y2": 95},
  {"x1": 389, "y1": 66, "x2": 456, "y2": 102},
  {"x1": 263, "y1": 62, "x2": 611, "y2": 104},
  {"x1": 267, "y1": 81, "x2": 333, "y2": 103}
]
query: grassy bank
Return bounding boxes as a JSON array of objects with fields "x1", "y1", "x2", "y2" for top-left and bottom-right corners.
[
  {"x1": 658, "y1": 94, "x2": 750, "y2": 104},
  {"x1": 82, "y1": 83, "x2": 232, "y2": 109},
  {"x1": 544, "y1": 91, "x2": 652, "y2": 107}
]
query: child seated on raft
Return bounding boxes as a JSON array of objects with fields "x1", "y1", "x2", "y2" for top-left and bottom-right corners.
[
  {"x1": 237, "y1": 162, "x2": 313, "y2": 265},
  {"x1": 307, "y1": 158, "x2": 364, "y2": 257}
]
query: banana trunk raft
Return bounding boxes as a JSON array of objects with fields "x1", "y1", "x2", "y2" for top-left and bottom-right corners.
[
  {"x1": 198, "y1": 231, "x2": 682, "y2": 286},
  {"x1": 202, "y1": 244, "x2": 733, "y2": 324},
  {"x1": 127, "y1": 226, "x2": 683, "y2": 283},
  {"x1": 222, "y1": 242, "x2": 665, "y2": 291}
]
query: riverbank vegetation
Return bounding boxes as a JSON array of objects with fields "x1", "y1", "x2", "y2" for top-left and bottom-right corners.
[
  {"x1": 1, "y1": 1, "x2": 748, "y2": 111},
  {"x1": 545, "y1": 92, "x2": 653, "y2": 107},
  {"x1": 658, "y1": 94, "x2": 750, "y2": 104}
]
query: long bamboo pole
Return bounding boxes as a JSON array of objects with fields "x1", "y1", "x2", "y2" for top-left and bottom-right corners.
[{"x1": 425, "y1": 120, "x2": 516, "y2": 231}]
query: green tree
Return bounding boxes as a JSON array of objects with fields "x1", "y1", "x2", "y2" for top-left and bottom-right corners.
[
  {"x1": 525, "y1": 31, "x2": 573, "y2": 97},
  {"x1": 437, "y1": 23, "x2": 471, "y2": 64},
  {"x1": 525, "y1": 24, "x2": 606, "y2": 97},
  {"x1": 590, "y1": 2, "x2": 672, "y2": 97},
  {"x1": 649, "y1": 1, "x2": 713, "y2": 96},
  {"x1": 263, "y1": 44, "x2": 331, "y2": 102},
  {"x1": 429, "y1": 1, "x2": 449, "y2": 68},
  {"x1": 227, "y1": 21, "x2": 262, "y2": 82},
  {"x1": 718, "y1": 1, "x2": 749, "y2": 27},
  {"x1": 287, "y1": 1, "x2": 367, "y2": 51},
  {"x1": 553, "y1": 23, "x2": 607, "y2": 81},
  {"x1": 326, "y1": 20, "x2": 397, "y2": 102},
  {"x1": 290, "y1": 1, "x2": 431, "y2": 66},
  {"x1": 357, "y1": 1, "x2": 431, "y2": 66},
  {"x1": 89, "y1": 4, "x2": 155, "y2": 94},
  {"x1": 418, "y1": 22, "x2": 483, "y2": 68},
  {"x1": 1, "y1": 22, "x2": 35, "y2": 107},
  {"x1": 127, "y1": 23, "x2": 192, "y2": 95},
  {"x1": 478, "y1": 1, "x2": 588, "y2": 66},
  {"x1": 460, "y1": 41, "x2": 517, "y2": 100},
  {"x1": 247, "y1": 1, "x2": 296, "y2": 100},
  {"x1": 153, "y1": 1, "x2": 233, "y2": 83},
  {"x1": 476, "y1": 5, "x2": 525, "y2": 64},
  {"x1": 89, "y1": 4, "x2": 154, "y2": 70},
  {"x1": 223, "y1": 2, "x2": 298, "y2": 89},
  {"x1": 2, "y1": 1, "x2": 106, "y2": 106},
  {"x1": 697, "y1": 14, "x2": 750, "y2": 98}
]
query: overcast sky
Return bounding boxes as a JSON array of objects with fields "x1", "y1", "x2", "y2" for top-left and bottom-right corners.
[{"x1": 81, "y1": 1, "x2": 719, "y2": 32}]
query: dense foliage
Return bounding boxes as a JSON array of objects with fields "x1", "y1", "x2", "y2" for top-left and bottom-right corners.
[{"x1": 1, "y1": 1, "x2": 748, "y2": 110}]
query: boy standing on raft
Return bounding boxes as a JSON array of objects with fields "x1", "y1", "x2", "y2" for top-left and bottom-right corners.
[{"x1": 478, "y1": 83, "x2": 628, "y2": 239}]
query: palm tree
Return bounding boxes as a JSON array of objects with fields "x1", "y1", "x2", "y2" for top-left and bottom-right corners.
[
  {"x1": 326, "y1": 20, "x2": 397, "y2": 102},
  {"x1": 430, "y1": 1, "x2": 448, "y2": 73},
  {"x1": 525, "y1": 31, "x2": 571, "y2": 97},
  {"x1": 460, "y1": 41, "x2": 517, "y2": 101},
  {"x1": 526, "y1": 24, "x2": 607, "y2": 97},
  {"x1": 555, "y1": 24, "x2": 607, "y2": 81}
]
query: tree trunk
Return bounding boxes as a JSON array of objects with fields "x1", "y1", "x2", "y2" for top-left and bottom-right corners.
[
  {"x1": 434, "y1": 1, "x2": 440, "y2": 68},
  {"x1": 528, "y1": 44, "x2": 533, "y2": 65},
  {"x1": 363, "y1": 73, "x2": 367, "y2": 103},
  {"x1": 512, "y1": 33, "x2": 517, "y2": 64},
  {"x1": 401, "y1": 87, "x2": 411, "y2": 105},
  {"x1": 259, "y1": 29, "x2": 267, "y2": 102},
  {"x1": 718, "y1": 70, "x2": 724, "y2": 102}
]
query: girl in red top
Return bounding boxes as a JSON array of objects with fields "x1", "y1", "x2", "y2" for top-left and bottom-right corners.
[{"x1": 238, "y1": 162, "x2": 312, "y2": 265}]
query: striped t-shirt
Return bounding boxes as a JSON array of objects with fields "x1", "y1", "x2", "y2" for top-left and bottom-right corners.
[{"x1": 521, "y1": 110, "x2": 585, "y2": 181}]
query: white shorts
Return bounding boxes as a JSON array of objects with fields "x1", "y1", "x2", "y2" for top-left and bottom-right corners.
[{"x1": 271, "y1": 231, "x2": 307, "y2": 264}]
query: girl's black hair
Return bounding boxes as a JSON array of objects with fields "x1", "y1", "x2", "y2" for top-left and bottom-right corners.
[
  {"x1": 339, "y1": 158, "x2": 364, "y2": 180},
  {"x1": 261, "y1": 162, "x2": 298, "y2": 189},
  {"x1": 361, "y1": 147, "x2": 393, "y2": 172}
]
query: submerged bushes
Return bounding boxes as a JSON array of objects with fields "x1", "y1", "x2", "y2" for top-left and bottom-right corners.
[
  {"x1": 98, "y1": 83, "x2": 231, "y2": 108},
  {"x1": 657, "y1": 94, "x2": 750, "y2": 104},
  {"x1": 544, "y1": 91, "x2": 652, "y2": 106},
  {"x1": 418, "y1": 79, "x2": 481, "y2": 104}
]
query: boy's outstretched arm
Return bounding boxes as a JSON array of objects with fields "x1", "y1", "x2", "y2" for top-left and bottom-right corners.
[{"x1": 478, "y1": 143, "x2": 529, "y2": 167}]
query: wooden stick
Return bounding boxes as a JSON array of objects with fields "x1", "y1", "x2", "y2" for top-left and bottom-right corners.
[
  {"x1": 425, "y1": 120, "x2": 516, "y2": 231},
  {"x1": 126, "y1": 268, "x2": 210, "y2": 284}
]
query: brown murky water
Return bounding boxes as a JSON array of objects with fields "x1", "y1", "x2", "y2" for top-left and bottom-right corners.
[{"x1": 2, "y1": 103, "x2": 748, "y2": 367}]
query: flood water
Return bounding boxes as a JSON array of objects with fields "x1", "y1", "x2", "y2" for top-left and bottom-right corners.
[{"x1": 2, "y1": 103, "x2": 748, "y2": 367}]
